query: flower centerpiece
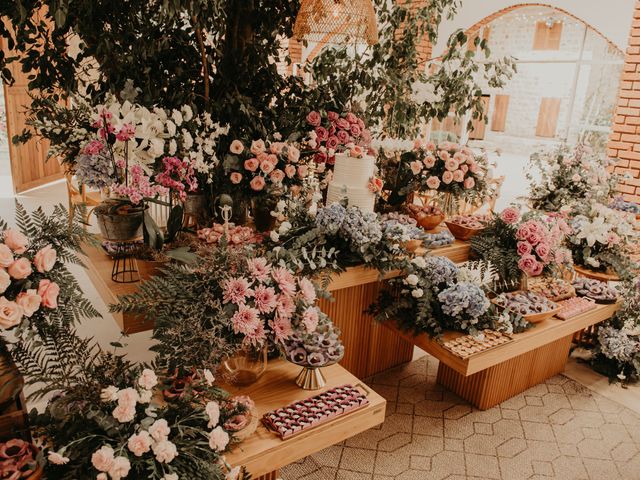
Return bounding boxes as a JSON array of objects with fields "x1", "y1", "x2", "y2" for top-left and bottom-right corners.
[
  {"x1": 470, "y1": 207, "x2": 573, "y2": 289},
  {"x1": 527, "y1": 143, "x2": 618, "y2": 212},
  {"x1": 568, "y1": 202, "x2": 637, "y2": 280}
]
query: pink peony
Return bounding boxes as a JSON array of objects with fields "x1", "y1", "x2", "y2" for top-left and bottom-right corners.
[
  {"x1": 209, "y1": 426, "x2": 230, "y2": 451},
  {"x1": 138, "y1": 369, "x2": 158, "y2": 390},
  {"x1": 0, "y1": 297, "x2": 22, "y2": 329},
  {"x1": 34, "y1": 244, "x2": 56, "y2": 273},
  {"x1": 91, "y1": 446, "x2": 115, "y2": 472},
  {"x1": 302, "y1": 307, "x2": 320, "y2": 333},
  {"x1": 298, "y1": 277, "x2": 316, "y2": 304},
  {"x1": 15, "y1": 289, "x2": 40, "y2": 318},
  {"x1": 442, "y1": 171, "x2": 454, "y2": 184},
  {"x1": 152, "y1": 439, "x2": 178, "y2": 464},
  {"x1": 272, "y1": 267, "x2": 297, "y2": 296},
  {"x1": 109, "y1": 456, "x2": 131, "y2": 480},
  {"x1": 127, "y1": 431, "x2": 152, "y2": 457},
  {"x1": 246, "y1": 257, "x2": 271, "y2": 282},
  {"x1": 516, "y1": 241, "x2": 532, "y2": 256},
  {"x1": 250, "y1": 139, "x2": 266, "y2": 155},
  {"x1": 270, "y1": 169, "x2": 285, "y2": 183},
  {"x1": 306, "y1": 111, "x2": 322, "y2": 127},
  {"x1": 453, "y1": 170, "x2": 464, "y2": 182},
  {"x1": 253, "y1": 285, "x2": 277, "y2": 313},
  {"x1": 38, "y1": 279, "x2": 60, "y2": 308},
  {"x1": 223, "y1": 277, "x2": 253, "y2": 305},
  {"x1": 0, "y1": 244, "x2": 13, "y2": 268},
  {"x1": 244, "y1": 158, "x2": 259, "y2": 172},
  {"x1": 8, "y1": 258, "x2": 32, "y2": 279},
  {"x1": 500, "y1": 208, "x2": 520, "y2": 224},
  {"x1": 410, "y1": 161, "x2": 423, "y2": 175},
  {"x1": 463, "y1": 177, "x2": 475, "y2": 189},
  {"x1": 285, "y1": 165, "x2": 296, "y2": 178},
  {"x1": 229, "y1": 140, "x2": 244, "y2": 154},
  {"x1": 423, "y1": 155, "x2": 436, "y2": 168},
  {"x1": 426, "y1": 176, "x2": 441, "y2": 190},
  {"x1": 260, "y1": 160, "x2": 275, "y2": 174},
  {"x1": 230, "y1": 172, "x2": 243, "y2": 184},
  {"x1": 3, "y1": 229, "x2": 28, "y2": 254},
  {"x1": 250, "y1": 176, "x2": 266, "y2": 191},
  {"x1": 231, "y1": 304, "x2": 261, "y2": 336},
  {"x1": 149, "y1": 419, "x2": 171, "y2": 441}
]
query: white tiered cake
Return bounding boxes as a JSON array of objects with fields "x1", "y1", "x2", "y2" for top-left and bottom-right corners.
[{"x1": 326, "y1": 153, "x2": 376, "y2": 213}]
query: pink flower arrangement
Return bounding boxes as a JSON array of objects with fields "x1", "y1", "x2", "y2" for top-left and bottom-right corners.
[
  {"x1": 155, "y1": 156, "x2": 198, "y2": 201},
  {"x1": 197, "y1": 224, "x2": 263, "y2": 247},
  {"x1": 367, "y1": 177, "x2": 384, "y2": 194},
  {"x1": 112, "y1": 164, "x2": 168, "y2": 204},
  {"x1": 219, "y1": 256, "x2": 322, "y2": 347}
]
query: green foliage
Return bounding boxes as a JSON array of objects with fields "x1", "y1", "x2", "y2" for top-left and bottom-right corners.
[{"x1": 470, "y1": 214, "x2": 521, "y2": 288}]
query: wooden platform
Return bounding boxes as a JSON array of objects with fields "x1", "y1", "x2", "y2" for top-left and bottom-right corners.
[
  {"x1": 224, "y1": 359, "x2": 386, "y2": 479},
  {"x1": 383, "y1": 303, "x2": 619, "y2": 409}
]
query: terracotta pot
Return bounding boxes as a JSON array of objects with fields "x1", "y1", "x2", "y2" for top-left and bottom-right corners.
[{"x1": 0, "y1": 348, "x2": 23, "y2": 412}]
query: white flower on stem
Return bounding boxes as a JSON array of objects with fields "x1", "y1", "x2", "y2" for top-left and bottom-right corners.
[
  {"x1": 206, "y1": 401, "x2": 220, "y2": 428},
  {"x1": 405, "y1": 274, "x2": 419, "y2": 286},
  {"x1": 100, "y1": 386, "x2": 119, "y2": 402},
  {"x1": 47, "y1": 451, "x2": 69, "y2": 465},
  {"x1": 278, "y1": 221, "x2": 292, "y2": 235},
  {"x1": 203, "y1": 369, "x2": 215, "y2": 386},
  {"x1": 270, "y1": 231, "x2": 280, "y2": 242},
  {"x1": 412, "y1": 288, "x2": 424, "y2": 298},
  {"x1": 152, "y1": 439, "x2": 178, "y2": 464},
  {"x1": 138, "y1": 369, "x2": 158, "y2": 390},
  {"x1": 411, "y1": 257, "x2": 426, "y2": 269},
  {"x1": 149, "y1": 418, "x2": 171, "y2": 441}
]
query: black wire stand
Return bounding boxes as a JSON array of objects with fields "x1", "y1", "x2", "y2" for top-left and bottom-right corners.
[{"x1": 110, "y1": 238, "x2": 143, "y2": 283}]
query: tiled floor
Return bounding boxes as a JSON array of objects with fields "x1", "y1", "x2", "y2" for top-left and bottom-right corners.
[{"x1": 282, "y1": 355, "x2": 640, "y2": 480}]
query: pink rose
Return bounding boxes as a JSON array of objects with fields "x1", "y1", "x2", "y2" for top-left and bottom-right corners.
[
  {"x1": 260, "y1": 161, "x2": 275, "y2": 174},
  {"x1": 269, "y1": 142, "x2": 284, "y2": 154},
  {"x1": 360, "y1": 129, "x2": 372, "y2": 145},
  {"x1": 315, "y1": 126, "x2": 328, "y2": 141},
  {"x1": 38, "y1": 279, "x2": 60, "y2": 308},
  {"x1": 350, "y1": 124, "x2": 362, "y2": 137},
  {"x1": 314, "y1": 152, "x2": 327, "y2": 164},
  {"x1": 15, "y1": 289, "x2": 41, "y2": 317},
  {"x1": 327, "y1": 111, "x2": 339, "y2": 122},
  {"x1": 4, "y1": 229, "x2": 28, "y2": 254},
  {"x1": 460, "y1": 164, "x2": 469, "y2": 173},
  {"x1": 517, "y1": 254, "x2": 540, "y2": 276},
  {"x1": 413, "y1": 139, "x2": 424, "y2": 150},
  {"x1": 285, "y1": 165, "x2": 296, "y2": 178},
  {"x1": 250, "y1": 176, "x2": 266, "y2": 191},
  {"x1": 127, "y1": 431, "x2": 152, "y2": 457},
  {"x1": 336, "y1": 130, "x2": 350, "y2": 144},
  {"x1": 326, "y1": 136, "x2": 339, "y2": 150},
  {"x1": 287, "y1": 146, "x2": 300, "y2": 163},
  {"x1": 439, "y1": 150, "x2": 450, "y2": 161},
  {"x1": 250, "y1": 139, "x2": 266, "y2": 155},
  {"x1": 423, "y1": 155, "x2": 436, "y2": 168},
  {"x1": 349, "y1": 146, "x2": 364, "y2": 158},
  {"x1": 530, "y1": 262, "x2": 544, "y2": 276},
  {"x1": 256, "y1": 152, "x2": 269, "y2": 163},
  {"x1": 230, "y1": 172, "x2": 243, "y2": 184},
  {"x1": 244, "y1": 158, "x2": 259, "y2": 172},
  {"x1": 34, "y1": 244, "x2": 56, "y2": 273},
  {"x1": 336, "y1": 118, "x2": 350, "y2": 130},
  {"x1": 463, "y1": 177, "x2": 475, "y2": 189},
  {"x1": 442, "y1": 171, "x2": 454, "y2": 184},
  {"x1": 270, "y1": 169, "x2": 285, "y2": 183},
  {"x1": 91, "y1": 446, "x2": 115, "y2": 473},
  {"x1": 445, "y1": 159, "x2": 459, "y2": 171},
  {"x1": 0, "y1": 297, "x2": 22, "y2": 329},
  {"x1": 345, "y1": 112, "x2": 358, "y2": 124},
  {"x1": 306, "y1": 111, "x2": 322, "y2": 127},
  {"x1": 0, "y1": 244, "x2": 13, "y2": 268},
  {"x1": 453, "y1": 170, "x2": 464, "y2": 182},
  {"x1": 267, "y1": 154, "x2": 278, "y2": 166},
  {"x1": 297, "y1": 165, "x2": 309, "y2": 178},
  {"x1": 500, "y1": 208, "x2": 520, "y2": 224},
  {"x1": 8, "y1": 258, "x2": 32, "y2": 279},
  {"x1": 469, "y1": 162, "x2": 479, "y2": 174},
  {"x1": 515, "y1": 224, "x2": 532, "y2": 241},
  {"x1": 209, "y1": 426, "x2": 230, "y2": 451},
  {"x1": 527, "y1": 231, "x2": 542, "y2": 246},
  {"x1": 535, "y1": 242, "x2": 550, "y2": 261},
  {"x1": 426, "y1": 141, "x2": 436, "y2": 151},
  {"x1": 410, "y1": 161, "x2": 423, "y2": 175},
  {"x1": 516, "y1": 241, "x2": 532, "y2": 256},
  {"x1": 426, "y1": 176, "x2": 441, "y2": 190},
  {"x1": 229, "y1": 140, "x2": 244, "y2": 154},
  {"x1": 0, "y1": 269, "x2": 9, "y2": 294}
]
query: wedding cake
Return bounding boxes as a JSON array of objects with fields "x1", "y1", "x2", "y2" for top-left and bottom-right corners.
[{"x1": 326, "y1": 153, "x2": 376, "y2": 213}]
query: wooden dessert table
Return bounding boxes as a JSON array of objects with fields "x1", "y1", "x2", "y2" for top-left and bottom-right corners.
[
  {"x1": 383, "y1": 302, "x2": 620, "y2": 409},
  {"x1": 224, "y1": 359, "x2": 386, "y2": 479}
]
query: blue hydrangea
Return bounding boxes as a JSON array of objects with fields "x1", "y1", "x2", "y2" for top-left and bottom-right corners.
[
  {"x1": 315, "y1": 203, "x2": 347, "y2": 235},
  {"x1": 75, "y1": 152, "x2": 115, "y2": 189},
  {"x1": 597, "y1": 326, "x2": 637, "y2": 363},
  {"x1": 422, "y1": 256, "x2": 458, "y2": 285},
  {"x1": 438, "y1": 282, "x2": 490, "y2": 319},
  {"x1": 340, "y1": 209, "x2": 383, "y2": 247}
]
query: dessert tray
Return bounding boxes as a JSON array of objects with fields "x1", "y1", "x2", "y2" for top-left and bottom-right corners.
[
  {"x1": 441, "y1": 330, "x2": 513, "y2": 359},
  {"x1": 555, "y1": 297, "x2": 597, "y2": 320},
  {"x1": 527, "y1": 277, "x2": 576, "y2": 302},
  {"x1": 405, "y1": 204, "x2": 445, "y2": 231},
  {"x1": 572, "y1": 278, "x2": 618, "y2": 304},
  {"x1": 422, "y1": 230, "x2": 455, "y2": 248},
  {"x1": 492, "y1": 290, "x2": 560, "y2": 323},
  {"x1": 262, "y1": 384, "x2": 370, "y2": 440},
  {"x1": 444, "y1": 215, "x2": 487, "y2": 241}
]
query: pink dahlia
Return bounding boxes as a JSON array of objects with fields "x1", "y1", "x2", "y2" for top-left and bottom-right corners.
[
  {"x1": 272, "y1": 267, "x2": 297, "y2": 296},
  {"x1": 253, "y1": 285, "x2": 277, "y2": 314},
  {"x1": 231, "y1": 305, "x2": 261, "y2": 336},
  {"x1": 270, "y1": 316, "x2": 293, "y2": 343},
  {"x1": 223, "y1": 277, "x2": 253, "y2": 305},
  {"x1": 247, "y1": 257, "x2": 271, "y2": 282}
]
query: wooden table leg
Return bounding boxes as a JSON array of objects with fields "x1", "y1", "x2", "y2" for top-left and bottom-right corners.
[
  {"x1": 318, "y1": 282, "x2": 414, "y2": 379},
  {"x1": 253, "y1": 471, "x2": 278, "y2": 480},
  {"x1": 436, "y1": 335, "x2": 573, "y2": 410}
]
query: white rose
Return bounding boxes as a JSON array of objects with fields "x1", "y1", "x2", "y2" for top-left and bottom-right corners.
[
  {"x1": 278, "y1": 221, "x2": 292, "y2": 235},
  {"x1": 412, "y1": 288, "x2": 424, "y2": 298},
  {"x1": 270, "y1": 231, "x2": 280, "y2": 242},
  {"x1": 405, "y1": 274, "x2": 419, "y2": 286},
  {"x1": 411, "y1": 257, "x2": 426, "y2": 269}
]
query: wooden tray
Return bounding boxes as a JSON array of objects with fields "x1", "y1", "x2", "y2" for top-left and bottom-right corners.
[
  {"x1": 444, "y1": 221, "x2": 484, "y2": 241},
  {"x1": 440, "y1": 330, "x2": 513, "y2": 359},
  {"x1": 491, "y1": 296, "x2": 561, "y2": 324},
  {"x1": 574, "y1": 265, "x2": 620, "y2": 283}
]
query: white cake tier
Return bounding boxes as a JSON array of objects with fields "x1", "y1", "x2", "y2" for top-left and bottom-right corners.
[
  {"x1": 326, "y1": 183, "x2": 375, "y2": 213},
  {"x1": 332, "y1": 153, "x2": 376, "y2": 188}
]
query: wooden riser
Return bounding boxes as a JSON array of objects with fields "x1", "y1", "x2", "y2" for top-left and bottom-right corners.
[
  {"x1": 254, "y1": 471, "x2": 278, "y2": 480},
  {"x1": 318, "y1": 282, "x2": 414, "y2": 379},
  {"x1": 436, "y1": 335, "x2": 573, "y2": 410}
]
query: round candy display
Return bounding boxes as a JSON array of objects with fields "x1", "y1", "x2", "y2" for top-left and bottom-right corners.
[
  {"x1": 572, "y1": 278, "x2": 618, "y2": 304},
  {"x1": 493, "y1": 291, "x2": 557, "y2": 316},
  {"x1": 528, "y1": 278, "x2": 575, "y2": 302},
  {"x1": 283, "y1": 322, "x2": 344, "y2": 368}
]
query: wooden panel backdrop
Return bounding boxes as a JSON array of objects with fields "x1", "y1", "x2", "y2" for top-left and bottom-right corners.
[
  {"x1": 491, "y1": 94, "x2": 509, "y2": 132},
  {"x1": 1, "y1": 21, "x2": 63, "y2": 193},
  {"x1": 468, "y1": 95, "x2": 490, "y2": 140},
  {"x1": 535, "y1": 97, "x2": 562, "y2": 138},
  {"x1": 533, "y1": 21, "x2": 563, "y2": 50}
]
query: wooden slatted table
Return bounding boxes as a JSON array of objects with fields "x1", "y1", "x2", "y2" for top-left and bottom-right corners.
[
  {"x1": 224, "y1": 359, "x2": 386, "y2": 479},
  {"x1": 382, "y1": 303, "x2": 619, "y2": 409}
]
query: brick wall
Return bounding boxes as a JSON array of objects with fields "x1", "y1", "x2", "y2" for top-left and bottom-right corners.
[{"x1": 608, "y1": 0, "x2": 640, "y2": 202}]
